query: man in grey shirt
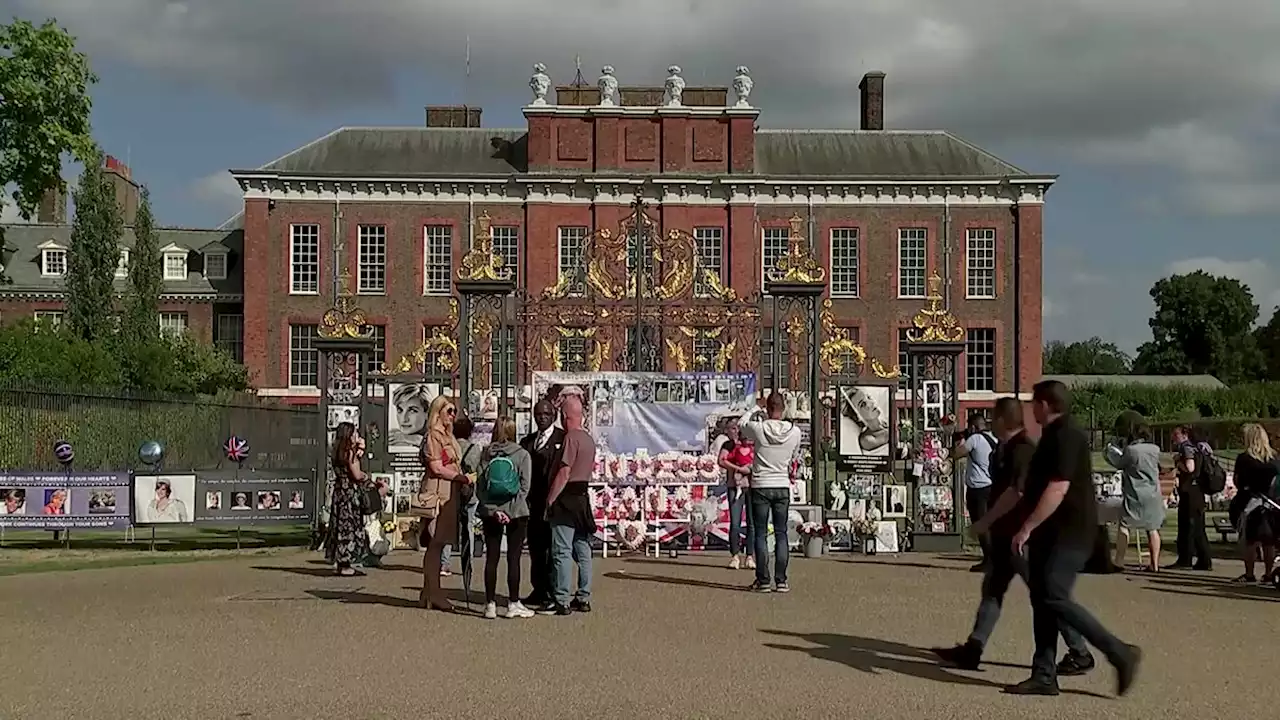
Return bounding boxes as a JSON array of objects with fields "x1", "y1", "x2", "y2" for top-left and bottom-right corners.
[
  {"x1": 739, "y1": 392, "x2": 802, "y2": 593},
  {"x1": 954, "y1": 413, "x2": 997, "y2": 572}
]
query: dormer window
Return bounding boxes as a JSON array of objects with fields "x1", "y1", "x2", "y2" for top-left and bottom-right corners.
[
  {"x1": 204, "y1": 251, "x2": 228, "y2": 281},
  {"x1": 115, "y1": 248, "x2": 130, "y2": 278},
  {"x1": 160, "y1": 243, "x2": 189, "y2": 281},
  {"x1": 38, "y1": 240, "x2": 67, "y2": 277}
]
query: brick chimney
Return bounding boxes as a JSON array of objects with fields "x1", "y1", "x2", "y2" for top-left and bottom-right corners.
[
  {"x1": 37, "y1": 185, "x2": 68, "y2": 224},
  {"x1": 859, "y1": 71, "x2": 885, "y2": 131},
  {"x1": 424, "y1": 105, "x2": 482, "y2": 128},
  {"x1": 103, "y1": 155, "x2": 139, "y2": 226}
]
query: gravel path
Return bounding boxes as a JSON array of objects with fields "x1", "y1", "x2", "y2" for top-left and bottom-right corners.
[{"x1": 2, "y1": 550, "x2": 1275, "y2": 719}]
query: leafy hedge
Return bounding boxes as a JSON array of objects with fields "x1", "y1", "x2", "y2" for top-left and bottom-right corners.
[
  {"x1": 0, "y1": 384, "x2": 322, "y2": 471},
  {"x1": 1071, "y1": 382, "x2": 1280, "y2": 428}
]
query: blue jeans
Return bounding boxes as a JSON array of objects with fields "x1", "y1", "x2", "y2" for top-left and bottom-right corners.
[
  {"x1": 751, "y1": 487, "x2": 790, "y2": 586},
  {"x1": 727, "y1": 487, "x2": 756, "y2": 556},
  {"x1": 550, "y1": 523, "x2": 592, "y2": 606},
  {"x1": 441, "y1": 494, "x2": 479, "y2": 567},
  {"x1": 969, "y1": 541, "x2": 1089, "y2": 658},
  {"x1": 1027, "y1": 541, "x2": 1130, "y2": 682}
]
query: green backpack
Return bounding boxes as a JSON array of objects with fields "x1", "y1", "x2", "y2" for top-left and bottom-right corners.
[{"x1": 484, "y1": 456, "x2": 521, "y2": 504}]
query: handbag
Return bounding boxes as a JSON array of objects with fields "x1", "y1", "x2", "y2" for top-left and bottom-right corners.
[
  {"x1": 359, "y1": 484, "x2": 382, "y2": 517},
  {"x1": 408, "y1": 476, "x2": 441, "y2": 519}
]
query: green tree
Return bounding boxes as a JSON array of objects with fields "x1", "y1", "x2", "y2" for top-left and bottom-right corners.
[
  {"x1": 64, "y1": 148, "x2": 123, "y2": 341},
  {"x1": 121, "y1": 187, "x2": 160, "y2": 345},
  {"x1": 1133, "y1": 271, "x2": 1264, "y2": 383},
  {"x1": 0, "y1": 18, "x2": 98, "y2": 280},
  {"x1": 1043, "y1": 337, "x2": 1132, "y2": 375},
  {"x1": 1255, "y1": 307, "x2": 1280, "y2": 381}
]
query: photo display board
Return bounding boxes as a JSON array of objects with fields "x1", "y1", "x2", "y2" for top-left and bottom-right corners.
[
  {"x1": 836, "y1": 384, "x2": 895, "y2": 474},
  {"x1": 133, "y1": 470, "x2": 314, "y2": 526},
  {"x1": 0, "y1": 472, "x2": 131, "y2": 530}
]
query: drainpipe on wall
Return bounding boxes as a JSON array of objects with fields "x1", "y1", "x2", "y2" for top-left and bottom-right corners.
[
  {"x1": 942, "y1": 195, "x2": 952, "y2": 307},
  {"x1": 332, "y1": 199, "x2": 342, "y2": 300},
  {"x1": 1010, "y1": 181, "x2": 1022, "y2": 396}
]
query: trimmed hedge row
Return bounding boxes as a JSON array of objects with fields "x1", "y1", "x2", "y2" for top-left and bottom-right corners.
[{"x1": 1071, "y1": 382, "x2": 1280, "y2": 429}]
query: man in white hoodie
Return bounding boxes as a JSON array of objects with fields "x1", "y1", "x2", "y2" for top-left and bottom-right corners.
[{"x1": 739, "y1": 392, "x2": 803, "y2": 593}]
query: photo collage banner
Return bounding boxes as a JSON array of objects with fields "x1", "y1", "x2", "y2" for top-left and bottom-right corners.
[
  {"x1": 130, "y1": 470, "x2": 315, "y2": 526},
  {"x1": 0, "y1": 472, "x2": 132, "y2": 530}
]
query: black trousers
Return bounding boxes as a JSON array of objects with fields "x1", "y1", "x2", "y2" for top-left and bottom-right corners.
[
  {"x1": 1175, "y1": 487, "x2": 1212, "y2": 567},
  {"x1": 525, "y1": 504, "x2": 553, "y2": 601},
  {"x1": 1027, "y1": 540, "x2": 1129, "y2": 682},
  {"x1": 965, "y1": 486, "x2": 992, "y2": 562},
  {"x1": 482, "y1": 516, "x2": 529, "y2": 604}
]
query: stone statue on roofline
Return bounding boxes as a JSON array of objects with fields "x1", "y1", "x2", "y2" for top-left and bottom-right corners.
[
  {"x1": 530, "y1": 63, "x2": 551, "y2": 105},
  {"x1": 598, "y1": 65, "x2": 618, "y2": 107},
  {"x1": 664, "y1": 65, "x2": 685, "y2": 107},
  {"x1": 732, "y1": 66, "x2": 753, "y2": 107}
]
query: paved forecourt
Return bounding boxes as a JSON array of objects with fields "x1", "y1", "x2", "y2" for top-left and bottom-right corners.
[{"x1": 1, "y1": 550, "x2": 1275, "y2": 719}]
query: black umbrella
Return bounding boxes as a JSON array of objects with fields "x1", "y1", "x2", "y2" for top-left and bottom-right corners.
[{"x1": 458, "y1": 488, "x2": 474, "y2": 608}]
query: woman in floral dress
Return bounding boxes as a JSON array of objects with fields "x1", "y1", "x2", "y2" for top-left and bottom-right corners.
[{"x1": 326, "y1": 422, "x2": 369, "y2": 576}]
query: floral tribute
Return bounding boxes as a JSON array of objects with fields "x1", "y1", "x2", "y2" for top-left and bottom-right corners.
[{"x1": 797, "y1": 521, "x2": 832, "y2": 538}]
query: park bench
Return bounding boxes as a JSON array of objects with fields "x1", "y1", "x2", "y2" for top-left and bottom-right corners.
[{"x1": 1213, "y1": 517, "x2": 1237, "y2": 543}]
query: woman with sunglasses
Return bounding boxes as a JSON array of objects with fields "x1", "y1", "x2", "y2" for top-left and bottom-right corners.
[{"x1": 419, "y1": 395, "x2": 475, "y2": 611}]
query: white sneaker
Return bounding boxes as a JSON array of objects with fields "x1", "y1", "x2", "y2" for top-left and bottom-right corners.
[
  {"x1": 505, "y1": 601, "x2": 536, "y2": 619},
  {"x1": 745, "y1": 556, "x2": 756, "y2": 570},
  {"x1": 483, "y1": 602, "x2": 497, "y2": 619},
  {"x1": 728, "y1": 555, "x2": 741, "y2": 569}
]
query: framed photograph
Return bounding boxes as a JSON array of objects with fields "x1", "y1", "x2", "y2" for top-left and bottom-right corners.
[
  {"x1": 874, "y1": 520, "x2": 900, "y2": 553},
  {"x1": 849, "y1": 498, "x2": 867, "y2": 522},
  {"x1": 829, "y1": 519, "x2": 853, "y2": 551},
  {"x1": 922, "y1": 380, "x2": 945, "y2": 430},
  {"x1": 134, "y1": 475, "x2": 196, "y2": 524},
  {"x1": 836, "y1": 383, "x2": 894, "y2": 473},
  {"x1": 882, "y1": 484, "x2": 908, "y2": 518},
  {"x1": 327, "y1": 404, "x2": 359, "y2": 430},
  {"x1": 387, "y1": 382, "x2": 440, "y2": 454}
]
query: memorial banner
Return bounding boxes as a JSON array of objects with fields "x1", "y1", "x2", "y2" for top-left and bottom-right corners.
[
  {"x1": 0, "y1": 472, "x2": 131, "y2": 530},
  {"x1": 133, "y1": 470, "x2": 315, "y2": 525}
]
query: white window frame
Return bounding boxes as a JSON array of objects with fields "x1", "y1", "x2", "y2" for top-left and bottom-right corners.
[
  {"x1": 829, "y1": 227, "x2": 860, "y2": 298},
  {"x1": 161, "y1": 244, "x2": 190, "y2": 281},
  {"x1": 557, "y1": 226, "x2": 587, "y2": 296},
  {"x1": 965, "y1": 328, "x2": 997, "y2": 392},
  {"x1": 39, "y1": 244, "x2": 67, "y2": 278},
  {"x1": 357, "y1": 224, "x2": 387, "y2": 294},
  {"x1": 115, "y1": 248, "x2": 130, "y2": 278},
  {"x1": 693, "y1": 227, "x2": 724, "y2": 298},
  {"x1": 33, "y1": 310, "x2": 64, "y2": 327},
  {"x1": 158, "y1": 311, "x2": 188, "y2": 337},
  {"x1": 203, "y1": 251, "x2": 228, "y2": 281},
  {"x1": 289, "y1": 224, "x2": 321, "y2": 295},
  {"x1": 289, "y1": 324, "x2": 320, "y2": 388},
  {"x1": 897, "y1": 228, "x2": 927, "y2": 299},
  {"x1": 965, "y1": 228, "x2": 997, "y2": 299},
  {"x1": 422, "y1": 225, "x2": 453, "y2": 297},
  {"x1": 761, "y1": 227, "x2": 789, "y2": 293},
  {"x1": 490, "y1": 226, "x2": 519, "y2": 282}
]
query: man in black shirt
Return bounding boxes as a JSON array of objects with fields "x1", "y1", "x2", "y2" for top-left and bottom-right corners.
[
  {"x1": 933, "y1": 397, "x2": 1091, "y2": 670},
  {"x1": 1169, "y1": 425, "x2": 1213, "y2": 570},
  {"x1": 1006, "y1": 380, "x2": 1141, "y2": 697}
]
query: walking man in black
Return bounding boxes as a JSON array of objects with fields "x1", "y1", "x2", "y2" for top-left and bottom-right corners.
[
  {"x1": 933, "y1": 397, "x2": 1092, "y2": 670},
  {"x1": 519, "y1": 399, "x2": 563, "y2": 609},
  {"x1": 1006, "y1": 380, "x2": 1141, "y2": 697}
]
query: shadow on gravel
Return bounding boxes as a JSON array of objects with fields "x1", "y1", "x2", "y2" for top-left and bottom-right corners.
[
  {"x1": 603, "y1": 570, "x2": 746, "y2": 592},
  {"x1": 306, "y1": 586, "x2": 479, "y2": 613},
  {"x1": 1142, "y1": 574, "x2": 1280, "y2": 603},
  {"x1": 760, "y1": 630, "x2": 1107, "y2": 698},
  {"x1": 251, "y1": 564, "x2": 343, "y2": 578}
]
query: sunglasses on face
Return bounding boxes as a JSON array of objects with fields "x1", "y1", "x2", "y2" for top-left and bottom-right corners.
[{"x1": 445, "y1": 407, "x2": 456, "y2": 417}]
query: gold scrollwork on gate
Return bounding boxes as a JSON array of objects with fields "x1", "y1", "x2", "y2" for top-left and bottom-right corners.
[
  {"x1": 540, "y1": 327, "x2": 607, "y2": 372},
  {"x1": 817, "y1": 299, "x2": 901, "y2": 379},
  {"x1": 376, "y1": 298, "x2": 459, "y2": 375}
]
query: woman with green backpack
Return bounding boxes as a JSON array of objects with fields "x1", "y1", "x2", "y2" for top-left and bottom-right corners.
[{"x1": 477, "y1": 416, "x2": 534, "y2": 619}]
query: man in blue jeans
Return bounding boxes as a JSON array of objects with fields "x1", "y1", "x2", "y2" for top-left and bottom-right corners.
[
  {"x1": 1006, "y1": 380, "x2": 1141, "y2": 697},
  {"x1": 738, "y1": 392, "x2": 802, "y2": 593},
  {"x1": 542, "y1": 395, "x2": 597, "y2": 616}
]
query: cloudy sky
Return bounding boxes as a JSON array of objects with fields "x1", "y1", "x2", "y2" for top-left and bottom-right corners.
[{"x1": 3, "y1": 0, "x2": 1278, "y2": 351}]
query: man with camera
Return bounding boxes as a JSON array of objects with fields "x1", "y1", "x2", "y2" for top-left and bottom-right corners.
[{"x1": 954, "y1": 413, "x2": 998, "y2": 572}]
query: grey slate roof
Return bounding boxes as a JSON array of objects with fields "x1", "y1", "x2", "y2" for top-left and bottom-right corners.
[
  {"x1": 1044, "y1": 374, "x2": 1228, "y2": 390},
  {"x1": 0, "y1": 224, "x2": 243, "y2": 297},
  {"x1": 239, "y1": 126, "x2": 1039, "y2": 180}
]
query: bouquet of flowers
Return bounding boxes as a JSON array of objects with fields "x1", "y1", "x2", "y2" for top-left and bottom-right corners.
[
  {"x1": 616, "y1": 520, "x2": 647, "y2": 550},
  {"x1": 591, "y1": 487, "x2": 617, "y2": 517},
  {"x1": 669, "y1": 485, "x2": 692, "y2": 515},
  {"x1": 644, "y1": 485, "x2": 669, "y2": 516},
  {"x1": 697, "y1": 454, "x2": 720, "y2": 480},
  {"x1": 851, "y1": 517, "x2": 878, "y2": 537},
  {"x1": 634, "y1": 455, "x2": 653, "y2": 482},
  {"x1": 675, "y1": 454, "x2": 698, "y2": 482},
  {"x1": 797, "y1": 521, "x2": 832, "y2": 538},
  {"x1": 607, "y1": 454, "x2": 627, "y2": 482},
  {"x1": 593, "y1": 455, "x2": 606, "y2": 482},
  {"x1": 618, "y1": 487, "x2": 641, "y2": 517}
]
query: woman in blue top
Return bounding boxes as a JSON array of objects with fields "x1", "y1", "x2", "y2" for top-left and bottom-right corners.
[{"x1": 1104, "y1": 411, "x2": 1166, "y2": 572}]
